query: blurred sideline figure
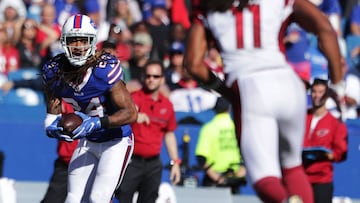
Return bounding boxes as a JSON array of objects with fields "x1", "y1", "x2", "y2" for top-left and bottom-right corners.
[
  {"x1": 303, "y1": 78, "x2": 348, "y2": 203},
  {"x1": 196, "y1": 97, "x2": 246, "y2": 194}
]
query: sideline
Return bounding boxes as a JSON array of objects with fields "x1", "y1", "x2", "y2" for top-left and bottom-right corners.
[{"x1": 13, "y1": 181, "x2": 360, "y2": 203}]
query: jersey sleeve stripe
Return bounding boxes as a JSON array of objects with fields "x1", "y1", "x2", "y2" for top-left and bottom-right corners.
[
  {"x1": 108, "y1": 63, "x2": 123, "y2": 84},
  {"x1": 108, "y1": 61, "x2": 121, "y2": 77}
]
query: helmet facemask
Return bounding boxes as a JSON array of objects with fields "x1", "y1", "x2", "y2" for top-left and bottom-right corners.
[{"x1": 62, "y1": 35, "x2": 96, "y2": 66}]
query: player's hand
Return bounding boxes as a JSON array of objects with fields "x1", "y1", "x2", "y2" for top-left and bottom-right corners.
[
  {"x1": 46, "y1": 116, "x2": 74, "y2": 142},
  {"x1": 330, "y1": 80, "x2": 345, "y2": 99},
  {"x1": 329, "y1": 80, "x2": 347, "y2": 121},
  {"x1": 72, "y1": 111, "x2": 101, "y2": 139},
  {"x1": 54, "y1": 133, "x2": 73, "y2": 142}
]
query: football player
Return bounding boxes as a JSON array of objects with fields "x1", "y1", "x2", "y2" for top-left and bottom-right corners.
[
  {"x1": 42, "y1": 14, "x2": 137, "y2": 203},
  {"x1": 184, "y1": 0, "x2": 344, "y2": 203}
]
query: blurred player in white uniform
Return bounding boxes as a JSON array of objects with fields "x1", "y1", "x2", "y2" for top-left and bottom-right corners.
[{"x1": 185, "y1": 0, "x2": 344, "y2": 202}]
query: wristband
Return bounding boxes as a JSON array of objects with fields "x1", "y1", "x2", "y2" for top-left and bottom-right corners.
[
  {"x1": 329, "y1": 80, "x2": 345, "y2": 98},
  {"x1": 44, "y1": 113, "x2": 60, "y2": 129},
  {"x1": 170, "y1": 159, "x2": 182, "y2": 166},
  {"x1": 100, "y1": 116, "x2": 110, "y2": 128},
  {"x1": 202, "y1": 71, "x2": 224, "y2": 90}
]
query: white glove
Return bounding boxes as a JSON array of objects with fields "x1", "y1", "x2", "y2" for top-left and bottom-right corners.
[
  {"x1": 329, "y1": 80, "x2": 347, "y2": 121},
  {"x1": 45, "y1": 116, "x2": 74, "y2": 142},
  {"x1": 329, "y1": 80, "x2": 345, "y2": 99}
]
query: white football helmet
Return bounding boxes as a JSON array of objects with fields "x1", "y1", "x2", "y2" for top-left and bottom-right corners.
[{"x1": 60, "y1": 14, "x2": 97, "y2": 66}]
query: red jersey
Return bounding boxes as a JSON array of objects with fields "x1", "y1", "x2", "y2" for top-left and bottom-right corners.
[
  {"x1": 191, "y1": 0, "x2": 293, "y2": 78},
  {"x1": 303, "y1": 112, "x2": 348, "y2": 183},
  {"x1": 131, "y1": 89, "x2": 177, "y2": 157},
  {"x1": 0, "y1": 46, "x2": 19, "y2": 75}
]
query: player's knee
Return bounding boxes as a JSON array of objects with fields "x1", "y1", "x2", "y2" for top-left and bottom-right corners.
[{"x1": 89, "y1": 191, "x2": 110, "y2": 203}]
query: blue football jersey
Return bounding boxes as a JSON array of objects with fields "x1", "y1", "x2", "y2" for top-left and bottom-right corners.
[{"x1": 42, "y1": 53, "x2": 132, "y2": 142}]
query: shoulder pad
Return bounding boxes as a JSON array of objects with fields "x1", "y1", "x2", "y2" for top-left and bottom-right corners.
[
  {"x1": 42, "y1": 54, "x2": 69, "y2": 92},
  {"x1": 42, "y1": 54, "x2": 66, "y2": 82}
]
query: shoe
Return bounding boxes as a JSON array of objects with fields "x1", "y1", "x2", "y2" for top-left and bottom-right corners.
[{"x1": 285, "y1": 195, "x2": 303, "y2": 203}]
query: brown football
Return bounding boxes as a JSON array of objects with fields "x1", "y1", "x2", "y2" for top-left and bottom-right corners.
[{"x1": 58, "y1": 113, "x2": 83, "y2": 137}]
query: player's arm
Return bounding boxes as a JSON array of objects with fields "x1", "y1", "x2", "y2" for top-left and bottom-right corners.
[
  {"x1": 43, "y1": 83, "x2": 62, "y2": 125},
  {"x1": 45, "y1": 93, "x2": 62, "y2": 114},
  {"x1": 184, "y1": 23, "x2": 233, "y2": 99},
  {"x1": 42, "y1": 61, "x2": 64, "y2": 138},
  {"x1": 43, "y1": 86, "x2": 74, "y2": 141},
  {"x1": 72, "y1": 80, "x2": 137, "y2": 139},
  {"x1": 42, "y1": 58, "x2": 62, "y2": 115},
  {"x1": 107, "y1": 80, "x2": 138, "y2": 127},
  {"x1": 184, "y1": 23, "x2": 209, "y2": 83},
  {"x1": 292, "y1": 0, "x2": 343, "y2": 84}
]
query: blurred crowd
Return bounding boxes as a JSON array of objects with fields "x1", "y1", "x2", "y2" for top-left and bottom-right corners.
[
  {"x1": 0, "y1": 0, "x2": 352, "y2": 117},
  {"x1": 285, "y1": 0, "x2": 360, "y2": 120},
  {"x1": 0, "y1": 0, "x2": 358, "y2": 198},
  {"x1": 0, "y1": 0, "x2": 222, "y2": 112},
  {"x1": 0, "y1": 0, "x2": 359, "y2": 119}
]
